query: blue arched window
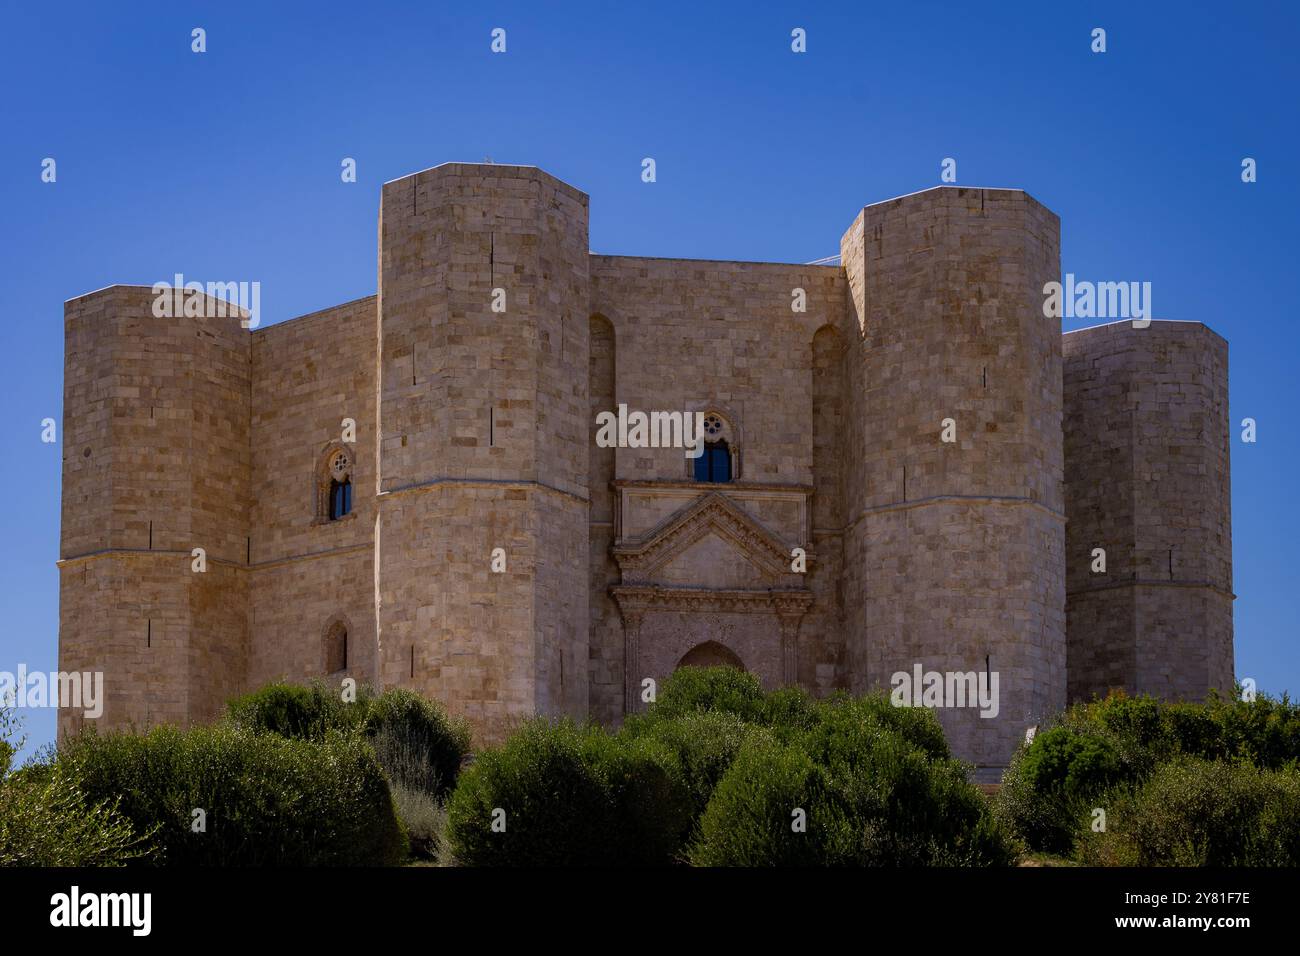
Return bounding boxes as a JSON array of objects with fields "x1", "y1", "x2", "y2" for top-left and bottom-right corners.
[
  {"x1": 694, "y1": 439, "x2": 732, "y2": 483},
  {"x1": 318, "y1": 447, "x2": 355, "y2": 522},
  {"x1": 329, "y1": 477, "x2": 353, "y2": 520}
]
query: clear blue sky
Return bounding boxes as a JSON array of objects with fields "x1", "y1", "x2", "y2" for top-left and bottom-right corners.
[{"x1": 2, "y1": 1, "x2": 1296, "y2": 761}]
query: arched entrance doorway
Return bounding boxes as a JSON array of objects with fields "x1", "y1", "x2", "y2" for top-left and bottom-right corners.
[{"x1": 676, "y1": 640, "x2": 745, "y2": 671}]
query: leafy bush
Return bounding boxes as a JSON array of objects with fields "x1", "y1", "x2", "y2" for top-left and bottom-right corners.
[
  {"x1": 1161, "y1": 702, "x2": 1225, "y2": 761},
  {"x1": 0, "y1": 704, "x2": 21, "y2": 778},
  {"x1": 689, "y1": 738, "x2": 844, "y2": 866},
  {"x1": 803, "y1": 705, "x2": 1010, "y2": 865},
  {"x1": 1019, "y1": 727, "x2": 1123, "y2": 801},
  {"x1": 995, "y1": 748, "x2": 1071, "y2": 856},
  {"x1": 226, "y1": 681, "x2": 367, "y2": 740},
  {"x1": 1078, "y1": 759, "x2": 1300, "y2": 866},
  {"x1": 0, "y1": 707, "x2": 151, "y2": 867},
  {"x1": 364, "y1": 688, "x2": 470, "y2": 798},
  {"x1": 687, "y1": 702, "x2": 1011, "y2": 867},
  {"x1": 643, "y1": 671, "x2": 948, "y2": 758},
  {"x1": 446, "y1": 674, "x2": 1011, "y2": 867},
  {"x1": 693, "y1": 723, "x2": 1012, "y2": 867},
  {"x1": 622, "y1": 710, "x2": 770, "y2": 817},
  {"x1": 648, "y1": 667, "x2": 768, "y2": 724},
  {"x1": 391, "y1": 782, "x2": 447, "y2": 861},
  {"x1": 995, "y1": 726, "x2": 1123, "y2": 856},
  {"x1": 446, "y1": 719, "x2": 691, "y2": 866},
  {"x1": 447, "y1": 720, "x2": 610, "y2": 866},
  {"x1": 998, "y1": 690, "x2": 1300, "y2": 857},
  {"x1": 809, "y1": 693, "x2": 951, "y2": 762},
  {"x1": 1059, "y1": 690, "x2": 1300, "y2": 772},
  {"x1": 0, "y1": 763, "x2": 152, "y2": 866},
  {"x1": 229, "y1": 681, "x2": 470, "y2": 799},
  {"x1": 60, "y1": 724, "x2": 407, "y2": 866},
  {"x1": 1206, "y1": 693, "x2": 1300, "y2": 769},
  {"x1": 756, "y1": 687, "x2": 821, "y2": 738},
  {"x1": 601, "y1": 734, "x2": 696, "y2": 862}
]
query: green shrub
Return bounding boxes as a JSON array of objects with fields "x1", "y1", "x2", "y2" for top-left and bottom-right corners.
[
  {"x1": 1208, "y1": 692, "x2": 1300, "y2": 769},
  {"x1": 447, "y1": 721, "x2": 610, "y2": 866},
  {"x1": 1161, "y1": 702, "x2": 1225, "y2": 761},
  {"x1": 364, "y1": 688, "x2": 470, "y2": 798},
  {"x1": 757, "y1": 687, "x2": 821, "y2": 737},
  {"x1": 621, "y1": 710, "x2": 770, "y2": 818},
  {"x1": 995, "y1": 747, "x2": 1073, "y2": 856},
  {"x1": 810, "y1": 693, "x2": 951, "y2": 763},
  {"x1": 60, "y1": 724, "x2": 406, "y2": 866},
  {"x1": 801, "y1": 721, "x2": 1012, "y2": 866},
  {"x1": 1000, "y1": 691, "x2": 1300, "y2": 857},
  {"x1": 447, "y1": 680, "x2": 1012, "y2": 867},
  {"x1": 0, "y1": 762, "x2": 152, "y2": 866},
  {"x1": 994, "y1": 726, "x2": 1123, "y2": 855},
  {"x1": 644, "y1": 669, "x2": 949, "y2": 756},
  {"x1": 689, "y1": 738, "x2": 842, "y2": 866},
  {"x1": 1060, "y1": 690, "x2": 1300, "y2": 772},
  {"x1": 228, "y1": 682, "x2": 470, "y2": 799},
  {"x1": 692, "y1": 727, "x2": 1013, "y2": 867},
  {"x1": 1019, "y1": 726, "x2": 1123, "y2": 801},
  {"x1": 226, "y1": 681, "x2": 367, "y2": 740},
  {"x1": 1083, "y1": 694, "x2": 1164, "y2": 750},
  {"x1": 648, "y1": 667, "x2": 768, "y2": 723},
  {"x1": 0, "y1": 704, "x2": 21, "y2": 778},
  {"x1": 600, "y1": 734, "x2": 695, "y2": 862},
  {"x1": 390, "y1": 783, "x2": 446, "y2": 861},
  {"x1": 446, "y1": 719, "x2": 691, "y2": 866},
  {"x1": 1078, "y1": 759, "x2": 1300, "y2": 866},
  {"x1": 1, "y1": 707, "x2": 150, "y2": 866}
]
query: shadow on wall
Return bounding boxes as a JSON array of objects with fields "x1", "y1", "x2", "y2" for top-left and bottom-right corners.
[{"x1": 678, "y1": 641, "x2": 746, "y2": 671}]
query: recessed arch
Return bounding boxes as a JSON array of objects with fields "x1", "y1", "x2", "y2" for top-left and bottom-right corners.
[
  {"x1": 812, "y1": 324, "x2": 845, "y2": 532},
  {"x1": 315, "y1": 442, "x2": 355, "y2": 522},
  {"x1": 677, "y1": 640, "x2": 746, "y2": 672},
  {"x1": 589, "y1": 313, "x2": 617, "y2": 504},
  {"x1": 322, "y1": 614, "x2": 351, "y2": 674}
]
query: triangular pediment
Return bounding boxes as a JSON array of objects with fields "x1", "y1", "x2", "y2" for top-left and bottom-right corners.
[{"x1": 612, "y1": 493, "x2": 801, "y2": 588}]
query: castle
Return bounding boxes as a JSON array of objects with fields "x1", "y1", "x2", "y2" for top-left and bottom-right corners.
[{"x1": 57, "y1": 163, "x2": 1235, "y2": 776}]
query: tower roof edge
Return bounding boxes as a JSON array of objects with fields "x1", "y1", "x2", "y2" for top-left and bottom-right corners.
[
  {"x1": 859, "y1": 185, "x2": 1058, "y2": 219},
  {"x1": 381, "y1": 161, "x2": 588, "y2": 202}
]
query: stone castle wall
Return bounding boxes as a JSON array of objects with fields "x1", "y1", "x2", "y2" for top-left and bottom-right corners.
[
  {"x1": 1063, "y1": 321, "x2": 1234, "y2": 702},
  {"x1": 56, "y1": 165, "x2": 1234, "y2": 773},
  {"x1": 248, "y1": 295, "x2": 378, "y2": 689},
  {"x1": 589, "y1": 254, "x2": 848, "y2": 722},
  {"x1": 375, "y1": 165, "x2": 590, "y2": 742},
  {"x1": 58, "y1": 285, "x2": 250, "y2": 737},
  {"x1": 840, "y1": 188, "x2": 1066, "y2": 774}
]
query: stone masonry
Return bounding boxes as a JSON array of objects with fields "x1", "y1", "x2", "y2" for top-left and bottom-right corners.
[
  {"x1": 57, "y1": 163, "x2": 1235, "y2": 775},
  {"x1": 1063, "y1": 321, "x2": 1233, "y2": 703}
]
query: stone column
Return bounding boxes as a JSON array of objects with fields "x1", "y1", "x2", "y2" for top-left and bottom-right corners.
[
  {"x1": 620, "y1": 608, "x2": 646, "y2": 715},
  {"x1": 775, "y1": 602, "x2": 804, "y2": 686}
]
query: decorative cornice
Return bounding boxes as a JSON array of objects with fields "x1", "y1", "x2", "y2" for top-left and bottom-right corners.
[
  {"x1": 615, "y1": 478, "x2": 812, "y2": 495},
  {"x1": 611, "y1": 584, "x2": 813, "y2": 616},
  {"x1": 1067, "y1": 578, "x2": 1236, "y2": 602},
  {"x1": 846, "y1": 493, "x2": 1066, "y2": 531},
  {"x1": 612, "y1": 491, "x2": 804, "y2": 585},
  {"x1": 57, "y1": 542, "x2": 371, "y2": 572},
  {"x1": 378, "y1": 476, "x2": 589, "y2": 505}
]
